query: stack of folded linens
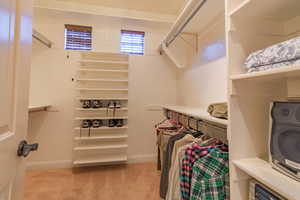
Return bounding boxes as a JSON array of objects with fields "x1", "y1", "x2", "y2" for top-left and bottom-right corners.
[
  {"x1": 245, "y1": 36, "x2": 300, "y2": 73},
  {"x1": 207, "y1": 102, "x2": 228, "y2": 119}
]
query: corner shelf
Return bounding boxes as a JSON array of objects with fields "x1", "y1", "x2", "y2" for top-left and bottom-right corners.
[
  {"x1": 77, "y1": 97, "x2": 128, "y2": 100},
  {"x1": 77, "y1": 78, "x2": 128, "y2": 82},
  {"x1": 233, "y1": 158, "x2": 300, "y2": 200},
  {"x1": 79, "y1": 60, "x2": 128, "y2": 65},
  {"x1": 73, "y1": 144, "x2": 128, "y2": 151},
  {"x1": 28, "y1": 105, "x2": 51, "y2": 113},
  {"x1": 76, "y1": 108, "x2": 128, "y2": 111},
  {"x1": 74, "y1": 126, "x2": 128, "y2": 131},
  {"x1": 73, "y1": 156, "x2": 127, "y2": 166},
  {"x1": 75, "y1": 116, "x2": 128, "y2": 120},
  {"x1": 79, "y1": 69, "x2": 128, "y2": 73},
  {"x1": 77, "y1": 88, "x2": 128, "y2": 92},
  {"x1": 74, "y1": 135, "x2": 128, "y2": 141}
]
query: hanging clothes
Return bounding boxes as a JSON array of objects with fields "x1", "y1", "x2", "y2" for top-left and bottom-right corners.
[{"x1": 190, "y1": 148, "x2": 229, "y2": 200}]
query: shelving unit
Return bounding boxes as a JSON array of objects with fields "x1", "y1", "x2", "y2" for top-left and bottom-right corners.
[
  {"x1": 226, "y1": 0, "x2": 300, "y2": 199},
  {"x1": 28, "y1": 104, "x2": 51, "y2": 113},
  {"x1": 73, "y1": 51, "x2": 129, "y2": 167}
]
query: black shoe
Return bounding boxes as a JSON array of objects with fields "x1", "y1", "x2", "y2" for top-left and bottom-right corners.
[
  {"x1": 82, "y1": 120, "x2": 92, "y2": 128},
  {"x1": 81, "y1": 100, "x2": 91, "y2": 109},
  {"x1": 91, "y1": 100, "x2": 102, "y2": 109},
  {"x1": 108, "y1": 119, "x2": 116, "y2": 127},
  {"x1": 92, "y1": 119, "x2": 103, "y2": 128},
  {"x1": 116, "y1": 119, "x2": 123, "y2": 127}
]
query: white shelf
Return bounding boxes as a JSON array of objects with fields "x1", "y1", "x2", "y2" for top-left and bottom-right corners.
[
  {"x1": 230, "y1": 64, "x2": 300, "y2": 82},
  {"x1": 229, "y1": 0, "x2": 300, "y2": 21},
  {"x1": 77, "y1": 97, "x2": 128, "y2": 100},
  {"x1": 77, "y1": 78, "x2": 128, "y2": 82},
  {"x1": 74, "y1": 135, "x2": 128, "y2": 141},
  {"x1": 233, "y1": 158, "x2": 300, "y2": 200},
  {"x1": 76, "y1": 108, "x2": 128, "y2": 111},
  {"x1": 79, "y1": 69, "x2": 128, "y2": 73},
  {"x1": 163, "y1": 105, "x2": 228, "y2": 126},
  {"x1": 74, "y1": 126, "x2": 128, "y2": 130},
  {"x1": 29, "y1": 105, "x2": 51, "y2": 112},
  {"x1": 77, "y1": 88, "x2": 128, "y2": 92},
  {"x1": 73, "y1": 144, "x2": 128, "y2": 151},
  {"x1": 73, "y1": 156, "x2": 127, "y2": 165},
  {"x1": 79, "y1": 60, "x2": 128, "y2": 65},
  {"x1": 75, "y1": 116, "x2": 128, "y2": 120}
]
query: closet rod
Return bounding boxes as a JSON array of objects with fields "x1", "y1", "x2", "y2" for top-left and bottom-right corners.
[
  {"x1": 32, "y1": 29, "x2": 53, "y2": 48},
  {"x1": 164, "y1": 0, "x2": 207, "y2": 47}
]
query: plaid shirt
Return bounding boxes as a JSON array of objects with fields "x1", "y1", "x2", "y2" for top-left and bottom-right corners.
[
  {"x1": 179, "y1": 141, "x2": 224, "y2": 200},
  {"x1": 190, "y1": 148, "x2": 229, "y2": 200}
]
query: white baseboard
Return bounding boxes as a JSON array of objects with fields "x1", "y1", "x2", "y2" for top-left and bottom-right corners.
[
  {"x1": 26, "y1": 160, "x2": 72, "y2": 171},
  {"x1": 127, "y1": 154, "x2": 156, "y2": 163}
]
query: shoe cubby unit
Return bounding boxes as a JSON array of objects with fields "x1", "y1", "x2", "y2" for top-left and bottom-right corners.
[
  {"x1": 73, "y1": 52, "x2": 129, "y2": 167},
  {"x1": 226, "y1": 0, "x2": 300, "y2": 199}
]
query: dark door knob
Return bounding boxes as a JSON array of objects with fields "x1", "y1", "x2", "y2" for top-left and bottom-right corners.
[{"x1": 17, "y1": 140, "x2": 39, "y2": 157}]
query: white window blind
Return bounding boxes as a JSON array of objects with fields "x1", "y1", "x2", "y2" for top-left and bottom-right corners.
[
  {"x1": 65, "y1": 24, "x2": 92, "y2": 50},
  {"x1": 121, "y1": 30, "x2": 145, "y2": 55}
]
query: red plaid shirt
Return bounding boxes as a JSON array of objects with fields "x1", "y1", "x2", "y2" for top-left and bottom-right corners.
[{"x1": 180, "y1": 141, "x2": 226, "y2": 200}]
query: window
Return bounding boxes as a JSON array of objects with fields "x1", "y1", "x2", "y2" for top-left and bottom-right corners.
[
  {"x1": 65, "y1": 24, "x2": 92, "y2": 50},
  {"x1": 120, "y1": 30, "x2": 145, "y2": 55}
]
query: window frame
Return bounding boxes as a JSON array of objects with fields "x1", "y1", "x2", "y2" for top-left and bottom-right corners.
[
  {"x1": 64, "y1": 24, "x2": 92, "y2": 51},
  {"x1": 120, "y1": 29, "x2": 145, "y2": 55}
]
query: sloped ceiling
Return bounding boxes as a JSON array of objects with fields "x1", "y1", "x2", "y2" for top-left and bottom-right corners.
[{"x1": 57, "y1": 0, "x2": 188, "y2": 15}]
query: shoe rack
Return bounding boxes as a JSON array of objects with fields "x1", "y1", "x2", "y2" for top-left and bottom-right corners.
[{"x1": 73, "y1": 51, "x2": 129, "y2": 166}]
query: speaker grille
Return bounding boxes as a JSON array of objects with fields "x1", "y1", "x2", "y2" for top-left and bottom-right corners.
[{"x1": 278, "y1": 130, "x2": 300, "y2": 163}]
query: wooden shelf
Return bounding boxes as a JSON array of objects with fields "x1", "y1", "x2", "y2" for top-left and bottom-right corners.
[
  {"x1": 74, "y1": 135, "x2": 128, "y2": 141},
  {"x1": 73, "y1": 144, "x2": 128, "y2": 151},
  {"x1": 76, "y1": 108, "x2": 128, "y2": 111},
  {"x1": 77, "y1": 88, "x2": 128, "y2": 92},
  {"x1": 229, "y1": 0, "x2": 300, "y2": 21},
  {"x1": 77, "y1": 78, "x2": 128, "y2": 82},
  {"x1": 233, "y1": 158, "x2": 300, "y2": 200},
  {"x1": 230, "y1": 64, "x2": 300, "y2": 82},
  {"x1": 75, "y1": 116, "x2": 128, "y2": 120},
  {"x1": 79, "y1": 69, "x2": 128, "y2": 73},
  {"x1": 73, "y1": 156, "x2": 127, "y2": 165},
  {"x1": 74, "y1": 126, "x2": 128, "y2": 130},
  {"x1": 77, "y1": 97, "x2": 128, "y2": 100},
  {"x1": 163, "y1": 105, "x2": 228, "y2": 126},
  {"x1": 29, "y1": 105, "x2": 51, "y2": 112},
  {"x1": 79, "y1": 60, "x2": 128, "y2": 65}
]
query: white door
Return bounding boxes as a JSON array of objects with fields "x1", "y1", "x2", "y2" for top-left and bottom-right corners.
[{"x1": 0, "y1": 0, "x2": 32, "y2": 199}]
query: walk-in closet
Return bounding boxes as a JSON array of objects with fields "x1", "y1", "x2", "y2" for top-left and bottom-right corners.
[{"x1": 1, "y1": 0, "x2": 300, "y2": 200}]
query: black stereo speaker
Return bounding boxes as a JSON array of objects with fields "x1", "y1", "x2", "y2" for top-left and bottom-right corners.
[{"x1": 270, "y1": 101, "x2": 300, "y2": 181}]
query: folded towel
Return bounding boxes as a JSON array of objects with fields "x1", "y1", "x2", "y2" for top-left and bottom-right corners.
[
  {"x1": 245, "y1": 36, "x2": 300, "y2": 70},
  {"x1": 207, "y1": 103, "x2": 228, "y2": 119}
]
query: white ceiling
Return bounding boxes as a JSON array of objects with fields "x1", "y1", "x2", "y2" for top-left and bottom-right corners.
[{"x1": 57, "y1": 0, "x2": 188, "y2": 15}]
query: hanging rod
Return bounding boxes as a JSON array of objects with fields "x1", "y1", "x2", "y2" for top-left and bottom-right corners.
[
  {"x1": 32, "y1": 29, "x2": 53, "y2": 48},
  {"x1": 164, "y1": 0, "x2": 207, "y2": 47}
]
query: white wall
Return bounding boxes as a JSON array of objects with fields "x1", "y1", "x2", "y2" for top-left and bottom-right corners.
[
  {"x1": 176, "y1": 18, "x2": 227, "y2": 108},
  {"x1": 27, "y1": 8, "x2": 178, "y2": 169}
]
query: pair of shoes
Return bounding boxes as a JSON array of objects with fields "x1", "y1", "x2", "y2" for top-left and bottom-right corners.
[
  {"x1": 108, "y1": 119, "x2": 124, "y2": 127},
  {"x1": 81, "y1": 100, "x2": 103, "y2": 109},
  {"x1": 107, "y1": 101, "x2": 121, "y2": 109},
  {"x1": 82, "y1": 119, "x2": 103, "y2": 128}
]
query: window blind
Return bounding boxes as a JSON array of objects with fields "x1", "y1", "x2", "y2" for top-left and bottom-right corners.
[
  {"x1": 121, "y1": 30, "x2": 145, "y2": 55},
  {"x1": 65, "y1": 24, "x2": 92, "y2": 50}
]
